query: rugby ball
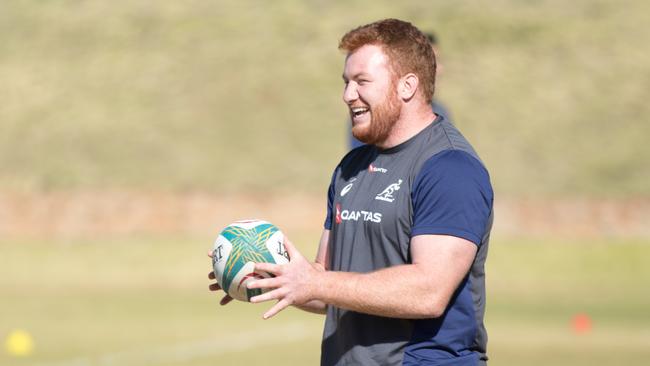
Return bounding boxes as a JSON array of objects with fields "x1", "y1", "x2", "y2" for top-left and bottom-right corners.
[{"x1": 211, "y1": 219, "x2": 289, "y2": 302}]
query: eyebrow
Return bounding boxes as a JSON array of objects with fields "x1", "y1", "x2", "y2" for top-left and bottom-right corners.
[{"x1": 342, "y1": 72, "x2": 371, "y2": 81}]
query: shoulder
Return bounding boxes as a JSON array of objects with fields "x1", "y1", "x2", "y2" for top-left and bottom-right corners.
[
  {"x1": 404, "y1": 117, "x2": 482, "y2": 175},
  {"x1": 336, "y1": 145, "x2": 376, "y2": 180},
  {"x1": 341, "y1": 144, "x2": 374, "y2": 164},
  {"x1": 412, "y1": 149, "x2": 491, "y2": 193},
  {"x1": 411, "y1": 149, "x2": 493, "y2": 217},
  {"x1": 417, "y1": 149, "x2": 489, "y2": 182}
]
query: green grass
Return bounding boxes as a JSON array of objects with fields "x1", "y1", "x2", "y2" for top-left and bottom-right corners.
[
  {"x1": 1, "y1": 235, "x2": 649, "y2": 366},
  {"x1": 0, "y1": 0, "x2": 649, "y2": 196},
  {"x1": 1, "y1": 2, "x2": 648, "y2": 364}
]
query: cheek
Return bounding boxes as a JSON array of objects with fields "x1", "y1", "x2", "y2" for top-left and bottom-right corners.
[
  {"x1": 366, "y1": 82, "x2": 393, "y2": 103},
  {"x1": 358, "y1": 88, "x2": 380, "y2": 106}
]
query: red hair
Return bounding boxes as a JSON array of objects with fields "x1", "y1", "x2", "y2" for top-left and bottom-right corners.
[{"x1": 339, "y1": 19, "x2": 437, "y2": 103}]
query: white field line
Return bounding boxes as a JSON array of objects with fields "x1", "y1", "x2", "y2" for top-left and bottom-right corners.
[{"x1": 33, "y1": 322, "x2": 315, "y2": 366}]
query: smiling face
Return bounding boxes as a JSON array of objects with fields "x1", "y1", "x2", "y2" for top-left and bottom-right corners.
[{"x1": 342, "y1": 44, "x2": 402, "y2": 145}]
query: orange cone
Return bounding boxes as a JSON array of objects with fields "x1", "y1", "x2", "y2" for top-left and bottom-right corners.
[{"x1": 571, "y1": 313, "x2": 592, "y2": 334}]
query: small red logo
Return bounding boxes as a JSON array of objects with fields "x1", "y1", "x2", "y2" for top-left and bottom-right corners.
[
  {"x1": 368, "y1": 164, "x2": 387, "y2": 173},
  {"x1": 335, "y1": 204, "x2": 342, "y2": 224}
]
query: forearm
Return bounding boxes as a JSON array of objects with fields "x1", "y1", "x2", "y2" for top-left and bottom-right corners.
[
  {"x1": 295, "y1": 259, "x2": 328, "y2": 314},
  {"x1": 294, "y1": 300, "x2": 327, "y2": 314},
  {"x1": 313, "y1": 265, "x2": 445, "y2": 319},
  {"x1": 250, "y1": 234, "x2": 475, "y2": 320}
]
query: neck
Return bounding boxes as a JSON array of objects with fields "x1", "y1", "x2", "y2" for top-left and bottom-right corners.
[{"x1": 375, "y1": 103, "x2": 437, "y2": 149}]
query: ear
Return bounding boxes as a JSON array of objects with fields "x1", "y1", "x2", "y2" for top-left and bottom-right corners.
[{"x1": 398, "y1": 73, "x2": 419, "y2": 101}]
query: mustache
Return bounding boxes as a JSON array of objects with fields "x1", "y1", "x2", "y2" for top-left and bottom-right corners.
[{"x1": 348, "y1": 103, "x2": 370, "y2": 109}]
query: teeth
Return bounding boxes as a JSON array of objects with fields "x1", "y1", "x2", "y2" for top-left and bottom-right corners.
[{"x1": 351, "y1": 107, "x2": 368, "y2": 116}]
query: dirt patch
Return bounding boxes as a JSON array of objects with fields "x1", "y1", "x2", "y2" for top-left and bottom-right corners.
[
  {"x1": 0, "y1": 191, "x2": 326, "y2": 239},
  {"x1": 496, "y1": 197, "x2": 650, "y2": 238},
  {"x1": 1, "y1": 191, "x2": 649, "y2": 239}
]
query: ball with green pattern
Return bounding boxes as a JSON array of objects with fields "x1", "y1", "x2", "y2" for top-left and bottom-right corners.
[{"x1": 211, "y1": 220, "x2": 289, "y2": 302}]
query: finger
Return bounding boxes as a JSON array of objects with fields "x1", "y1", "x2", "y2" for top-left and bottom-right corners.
[
  {"x1": 209, "y1": 282, "x2": 222, "y2": 291},
  {"x1": 208, "y1": 271, "x2": 215, "y2": 279},
  {"x1": 220, "y1": 295, "x2": 233, "y2": 306},
  {"x1": 282, "y1": 235, "x2": 301, "y2": 260},
  {"x1": 255, "y1": 262, "x2": 281, "y2": 274},
  {"x1": 263, "y1": 299, "x2": 291, "y2": 319},
  {"x1": 207, "y1": 250, "x2": 214, "y2": 258},
  {"x1": 250, "y1": 288, "x2": 283, "y2": 303},
  {"x1": 247, "y1": 277, "x2": 281, "y2": 290}
]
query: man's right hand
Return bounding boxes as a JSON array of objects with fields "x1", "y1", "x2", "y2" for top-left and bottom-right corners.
[{"x1": 208, "y1": 251, "x2": 233, "y2": 305}]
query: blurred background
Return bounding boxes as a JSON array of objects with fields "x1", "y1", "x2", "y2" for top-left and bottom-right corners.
[{"x1": 1, "y1": 0, "x2": 649, "y2": 365}]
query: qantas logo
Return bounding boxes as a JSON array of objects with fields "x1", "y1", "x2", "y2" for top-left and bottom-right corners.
[
  {"x1": 375, "y1": 179, "x2": 403, "y2": 202},
  {"x1": 335, "y1": 204, "x2": 342, "y2": 224},
  {"x1": 335, "y1": 204, "x2": 382, "y2": 224},
  {"x1": 368, "y1": 164, "x2": 387, "y2": 173},
  {"x1": 340, "y1": 209, "x2": 382, "y2": 223}
]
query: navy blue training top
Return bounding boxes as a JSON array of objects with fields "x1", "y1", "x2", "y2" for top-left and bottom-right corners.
[{"x1": 322, "y1": 115, "x2": 493, "y2": 366}]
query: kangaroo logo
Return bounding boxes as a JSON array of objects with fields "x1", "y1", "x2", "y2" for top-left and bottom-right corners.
[{"x1": 375, "y1": 179, "x2": 403, "y2": 202}]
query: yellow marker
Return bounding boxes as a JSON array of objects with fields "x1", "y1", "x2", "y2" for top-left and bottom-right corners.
[{"x1": 5, "y1": 329, "x2": 34, "y2": 357}]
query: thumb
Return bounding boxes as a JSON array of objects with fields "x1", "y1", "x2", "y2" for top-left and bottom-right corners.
[{"x1": 283, "y1": 235, "x2": 301, "y2": 261}]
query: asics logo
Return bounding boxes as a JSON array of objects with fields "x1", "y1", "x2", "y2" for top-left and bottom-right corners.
[{"x1": 340, "y1": 183, "x2": 354, "y2": 197}]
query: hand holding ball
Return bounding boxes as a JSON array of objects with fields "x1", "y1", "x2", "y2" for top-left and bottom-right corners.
[{"x1": 211, "y1": 220, "x2": 289, "y2": 302}]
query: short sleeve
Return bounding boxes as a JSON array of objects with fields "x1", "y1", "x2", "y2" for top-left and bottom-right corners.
[{"x1": 411, "y1": 150, "x2": 493, "y2": 245}]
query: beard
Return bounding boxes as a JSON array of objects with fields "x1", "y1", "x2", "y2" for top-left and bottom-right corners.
[{"x1": 351, "y1": 83, "x2": 401, "y2": 146}]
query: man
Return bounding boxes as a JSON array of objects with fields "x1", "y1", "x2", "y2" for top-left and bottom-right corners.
[
  {"x1": 210, "y1": 19, "x2": 494, "y2": 366},
  {"x1": 349, "y1": 31, "x2": 451, "y2": 149}
]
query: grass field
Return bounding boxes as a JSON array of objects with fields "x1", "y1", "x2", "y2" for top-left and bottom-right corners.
[
  {"x1": 2, "y1": 234, "x2": 649, "y2": 366},
  {"x1": 1, "y1": 0, "x2": 649, "y2": 196}
]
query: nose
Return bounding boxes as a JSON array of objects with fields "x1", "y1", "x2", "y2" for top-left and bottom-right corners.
[{"x1": 343, "y1": 81, "x2": 358, "y2": 105}]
